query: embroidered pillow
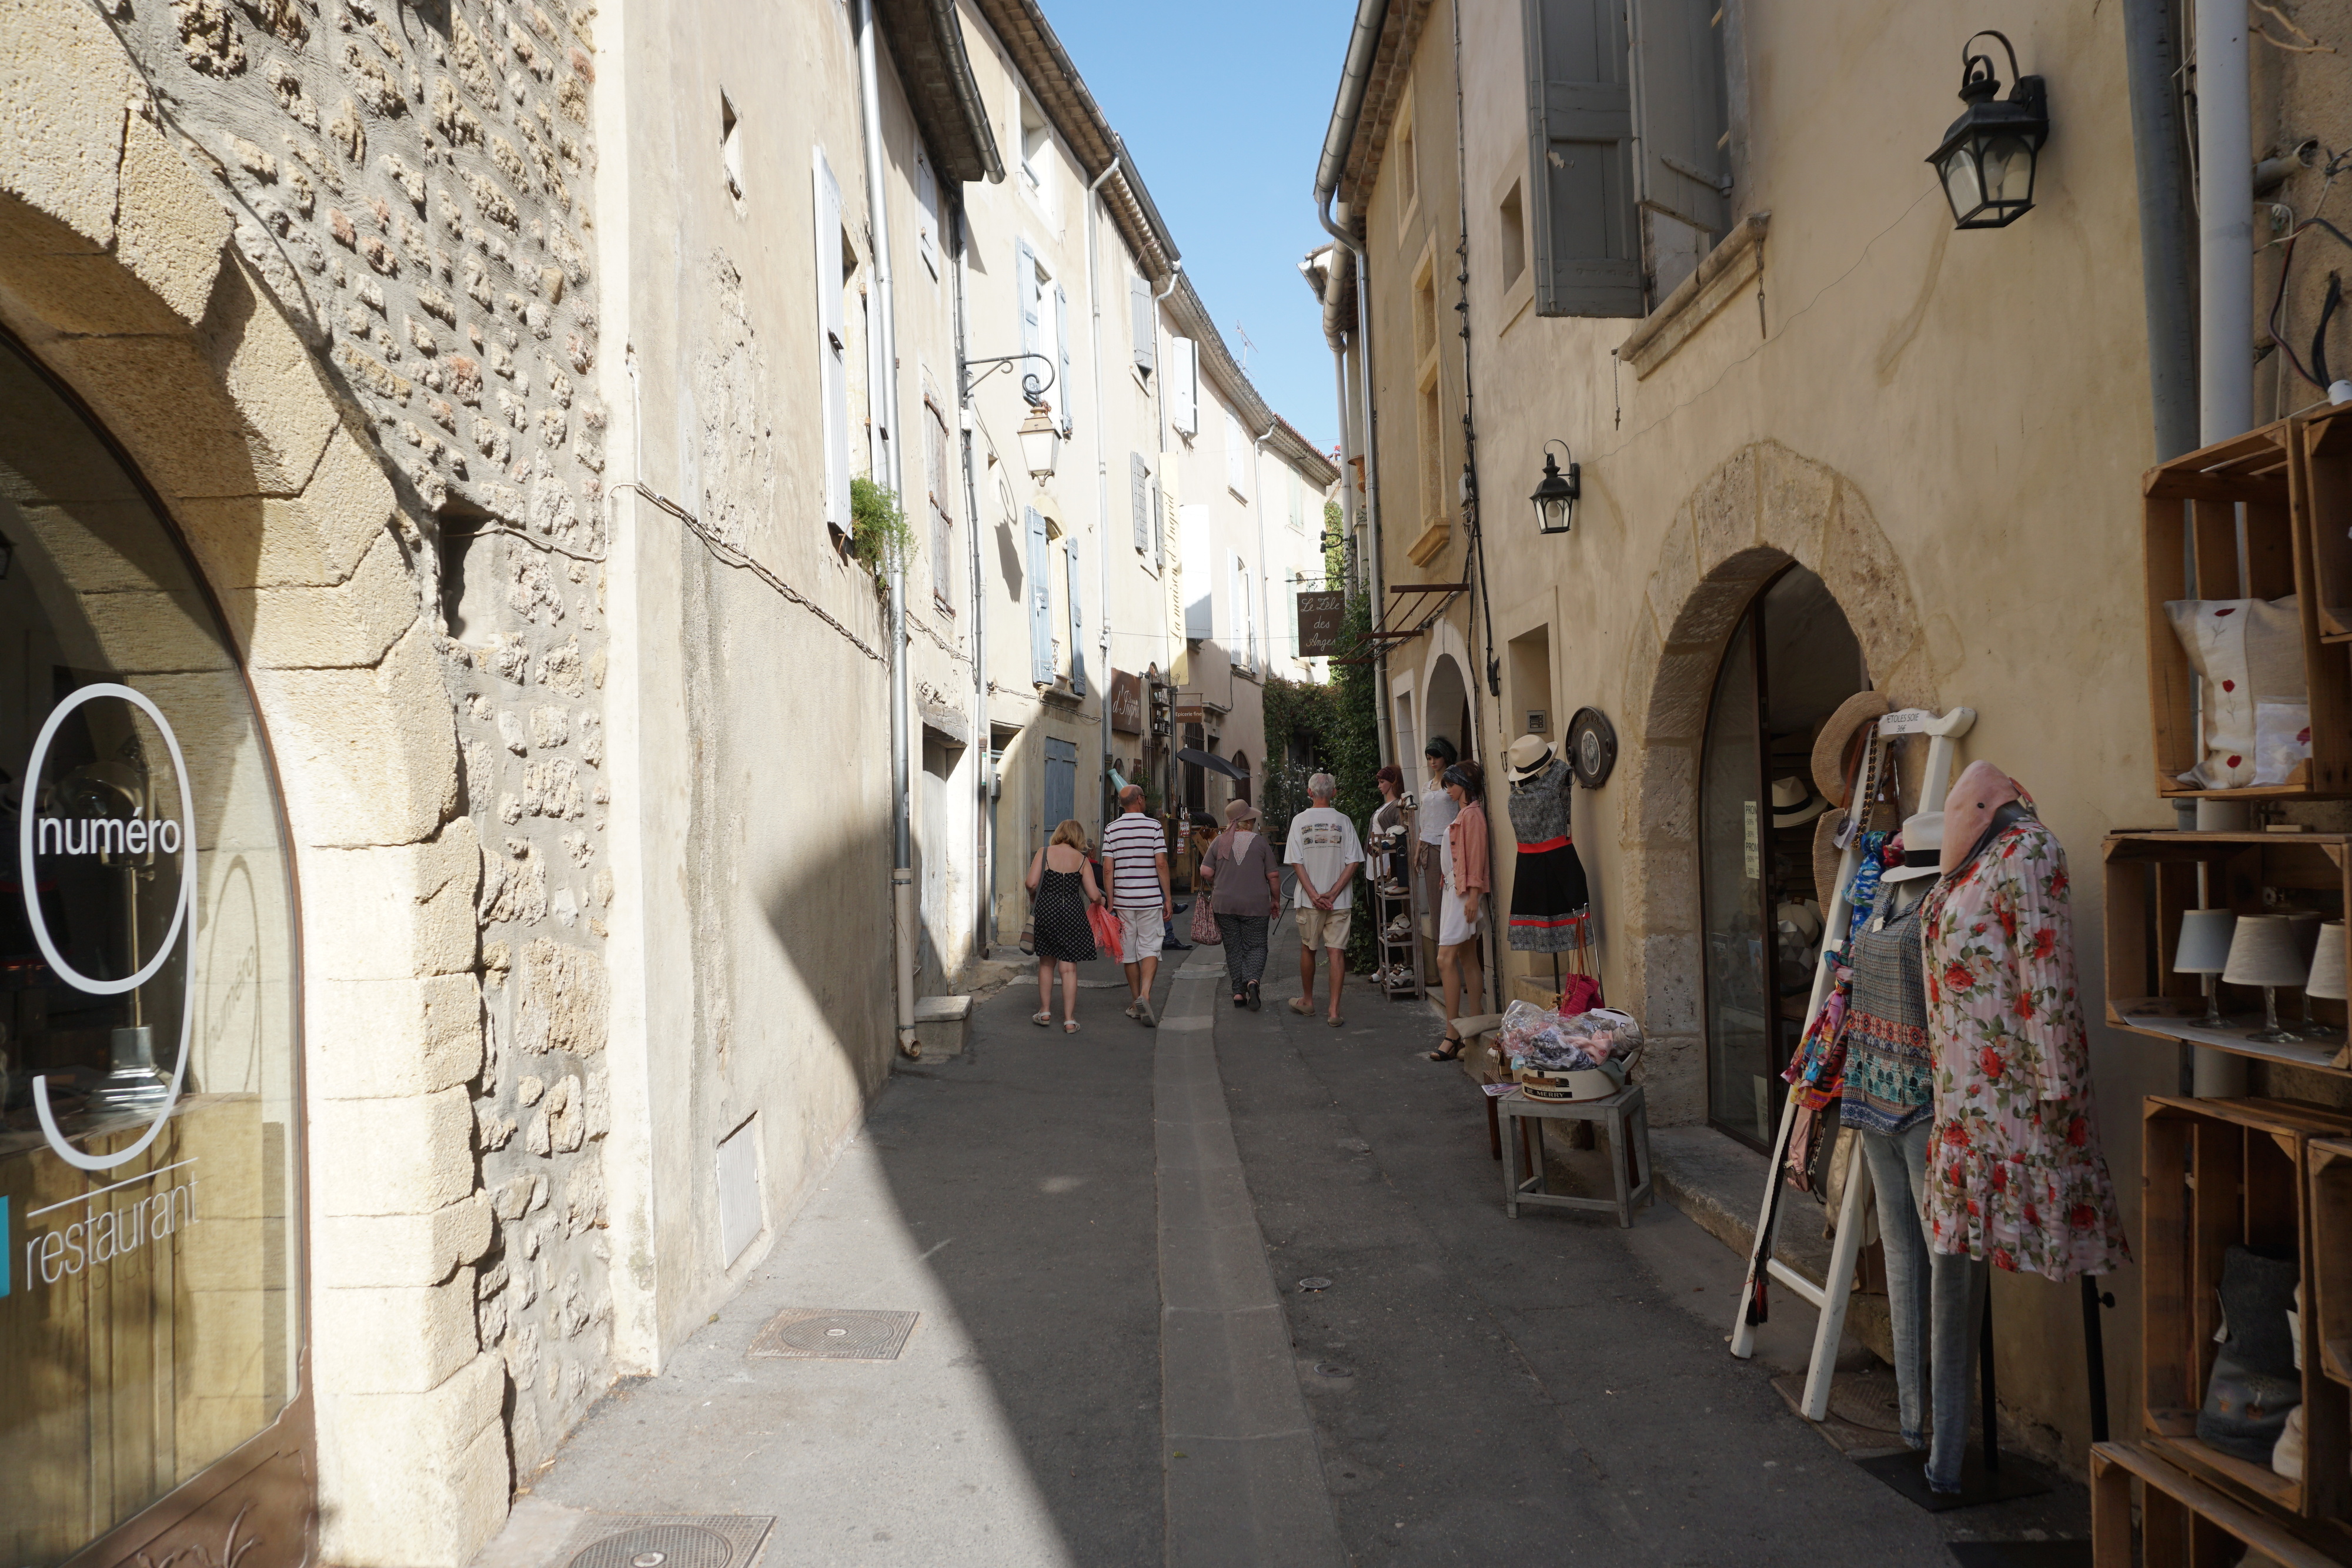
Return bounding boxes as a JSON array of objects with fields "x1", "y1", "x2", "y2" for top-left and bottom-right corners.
[{"x1": 2166, "y1": 596, "x2": 2310, "y2": 788}]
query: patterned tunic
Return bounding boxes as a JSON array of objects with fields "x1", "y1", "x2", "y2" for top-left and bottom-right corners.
[
  {"x1": 1917, "y1": 815, "x2": 2129, "y2": 1279},
  {"x1": 1839, "y1": 896, "x2": 1932, "y2": 1137}
]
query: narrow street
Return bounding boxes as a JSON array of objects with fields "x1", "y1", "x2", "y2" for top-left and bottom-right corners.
[{"x1": 476, "y1": 921, "x2": 2088, "y2": 1566}]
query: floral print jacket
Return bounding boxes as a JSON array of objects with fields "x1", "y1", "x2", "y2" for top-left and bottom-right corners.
[{"x1": 1917, "y1": 813, "x2": 2129, "y2": 1279}]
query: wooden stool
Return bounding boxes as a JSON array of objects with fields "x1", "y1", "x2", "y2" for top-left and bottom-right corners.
[{"x1": 1498, "y1": 1084, "x2": 1654, "y2": 1228}]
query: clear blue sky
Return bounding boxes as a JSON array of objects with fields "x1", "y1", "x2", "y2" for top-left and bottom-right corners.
[{"x1": 1047, "y1": 0, "x2": 1356, "y2": 456}]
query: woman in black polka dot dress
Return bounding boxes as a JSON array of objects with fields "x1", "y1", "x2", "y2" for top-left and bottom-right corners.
[{"x1": 1026, "y1": 818, "x2": 1100, "y2": 1031}]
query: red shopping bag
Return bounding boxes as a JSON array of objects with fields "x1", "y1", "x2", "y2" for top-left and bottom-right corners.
[{"x1": 1088, "y1": 900, "x2": 1123, "y2": 962}]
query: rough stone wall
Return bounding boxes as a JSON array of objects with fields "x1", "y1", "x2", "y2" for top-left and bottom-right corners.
[{"x1": 82, "y1": 0, "x2": 616, "y2": 1490}]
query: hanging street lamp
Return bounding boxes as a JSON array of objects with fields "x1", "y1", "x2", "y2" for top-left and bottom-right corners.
[
  {"x1": 1531, "y1": 441, "x2": 1579, "y2": 536},
  {"x1": 1927, "y1": 31, "x2": 2048, "y2": 230},
  {"x1": 1018, "y1": 401, "x2": 1061, "y2": 482}
]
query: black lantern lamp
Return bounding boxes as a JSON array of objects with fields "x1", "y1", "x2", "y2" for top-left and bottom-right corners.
[
  {"x1": 1531, "y1": 440, "x2": 1579, "y2": 536},
  {"x1": 1928, "y1": 31, "x2": 2047, "y2": 230}
]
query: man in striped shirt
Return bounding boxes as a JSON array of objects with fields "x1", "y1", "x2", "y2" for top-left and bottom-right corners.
[{"x1": 1102, "y1": 784, "x2": 1171, "y2": 1027}]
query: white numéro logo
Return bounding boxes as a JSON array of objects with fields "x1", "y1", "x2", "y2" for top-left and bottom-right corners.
[{"x1": 18, "y1": 683, "x2": 198, "y2": 1171}]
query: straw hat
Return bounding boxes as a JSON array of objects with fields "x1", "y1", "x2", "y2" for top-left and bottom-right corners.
[
  {"x1": 1771, "y1": 775, "x2": 1828, "y2": 828},
  {"x1": 1879, "y1": 812, "x2": 1945, "y2": 884},
  {"x1": 1506, "y1": 734, "x2": 1555, "y2": 781},
  {"x1": 1812, "y1": 691, "x2": 1893, "y2": 807}
]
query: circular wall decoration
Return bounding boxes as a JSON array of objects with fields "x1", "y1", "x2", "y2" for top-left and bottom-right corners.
[{"x1": 1566, "y1": 707, "x2": 1618, "y2": 789}]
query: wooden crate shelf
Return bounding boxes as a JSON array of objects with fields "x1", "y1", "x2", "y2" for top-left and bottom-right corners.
[
  {"x1": 2103, "y1": 831, "x2": 2352, "y2": 1075},
  {"x1": 2143, "y1": 1096, "x2": 2352, "y2": 1532},
  {"x1": 2144, "y1": 416, "x2": 2352, "y2": 797},
  {"x1": 2311, "y1": 1139, "x2": 2352, "y2": 1392},
  {"x1": 2093, "y1": 1439, "x2": 2347, "y2": 1567},
  {"x1": 2301, "y1": 405, "x2": 2352, "y2": 645}
]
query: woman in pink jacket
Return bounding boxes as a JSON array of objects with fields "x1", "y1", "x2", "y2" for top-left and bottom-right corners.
[{"x1": 1429, "y1": 760, "x2": 1490, "y2": 1060}]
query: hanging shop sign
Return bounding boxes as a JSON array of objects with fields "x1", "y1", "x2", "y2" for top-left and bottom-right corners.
[
  {"x1": 1174, "y1": 693, "x2": 1207, "y2": 726},
  {"x1": 1297, "y1": 591, "x2": 1347, "y2": 657},
  {"x1": 1566, "y1": 706, "x2": 1618, "y2": 789},
  {"x1": 1110, "y1": 670, "x2": 1145, "y2": 734}
]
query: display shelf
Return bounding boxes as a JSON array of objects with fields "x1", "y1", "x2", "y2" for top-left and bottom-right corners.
[
  {"x1": 2143, "y1": 415, "x2": 2352, "y2": 797},
  {"x1": 2143, "y1": 1096, "x2": 2352, "y2": 1529},
  {"x1": 2093, "y1": 1440, "x2": 2344, "y2": 1568},
  {"x1": 2102, "y1": 831, "x2": 2351, "y2": 1076},
  {"x1": 2300, "y1": 404, "x2": 2352, "y2": 644}
]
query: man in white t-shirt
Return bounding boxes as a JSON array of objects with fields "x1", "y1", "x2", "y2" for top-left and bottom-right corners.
[
  {"x1": 1101, "y1": 785, "x2": 1170, "y2": 1027},
  {"x1": 1284, "y1": 771, "x2": 1362, "y2": 1026}
]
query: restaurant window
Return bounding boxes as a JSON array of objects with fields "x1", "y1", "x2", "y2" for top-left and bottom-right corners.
[{"x1": 0, "y1": 332, "x2": 303, "y2": 1562}]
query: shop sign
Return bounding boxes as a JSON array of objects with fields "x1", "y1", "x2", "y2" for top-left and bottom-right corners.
[
  {"x1": 1297, "y1": 591, "x2": 1346, "y2": 657},
  {"x1": 1174, "y1": 693, "x2": 1205, "y2": 726},
  {"x1": 1110, "y1": 670, "x2": 1145, "y2": 734},
  {"x1": 18, "y1": 683, "x2": 198, "y2": 1172}
]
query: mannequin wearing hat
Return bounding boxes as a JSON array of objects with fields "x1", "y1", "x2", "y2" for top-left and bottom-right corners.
[{"x1": 1502, "y1": 735, "x2": 1590, "y2": 961}]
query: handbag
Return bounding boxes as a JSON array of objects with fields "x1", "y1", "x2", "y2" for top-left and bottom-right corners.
[
  {"x1": 1087, "y1": 900, "x2": 1123, "y2": 962},
  {"x1": 1190, "y1": 838, "x2": 1224, "y2": 945}
]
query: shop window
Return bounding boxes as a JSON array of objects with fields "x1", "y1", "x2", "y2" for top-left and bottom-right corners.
[
  {"x1": 0, "y1": 334, "x2": 301, "y2": 1559},
  {"x1": 1697, "y1": 564, "x2": 1864, "y2": 1150}
]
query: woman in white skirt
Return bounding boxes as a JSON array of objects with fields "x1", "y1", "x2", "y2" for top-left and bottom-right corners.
[{"x1": 1428, "y1": 761, "x2": 1490, "y2": 1061}]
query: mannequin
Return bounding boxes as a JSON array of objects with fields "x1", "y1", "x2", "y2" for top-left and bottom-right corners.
[
  {"x1": 1840, "y1": 814, "x2": 1956, "y2": 1469},
  {"x1": 1502, "y1": 734, "x2": 1589, "y2": 968}
]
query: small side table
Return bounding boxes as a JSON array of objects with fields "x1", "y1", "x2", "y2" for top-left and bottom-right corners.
[{"x1": 1499, "y1": 1084, "x2": 1654, "y2": 1227}]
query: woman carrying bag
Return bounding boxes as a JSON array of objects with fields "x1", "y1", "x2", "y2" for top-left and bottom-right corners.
[
  {"x1": 1025, "y1": 819, "x2": 1102, "y2": 1033},
  {"x1": 1199, "y1": 798, "x2": 1282, "y2": 1010}
]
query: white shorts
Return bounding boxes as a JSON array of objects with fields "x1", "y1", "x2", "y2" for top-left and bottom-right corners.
[{"x1": 1117, "y1": 907, "x2": 1164, "y2": 962}]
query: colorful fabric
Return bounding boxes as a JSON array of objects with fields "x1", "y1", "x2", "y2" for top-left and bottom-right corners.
[
  {"x1": 1917, "y1": 812, "x2": 2129, "y2": 1279},
  {"x1": 1782, "y1": 959, "x2": 1852, "y2": 1111},
  {"x1": 1840, "y1": 895, "x2": 1933, "y2": 1137},
  {"x1": 1845, "y1": 830, "x2": 1893, "y2": 928}
]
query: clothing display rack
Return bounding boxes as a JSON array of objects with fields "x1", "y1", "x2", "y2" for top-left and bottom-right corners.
[{"x1": 1729, "y1": 706, "x2": 1975, "y2": 1407}]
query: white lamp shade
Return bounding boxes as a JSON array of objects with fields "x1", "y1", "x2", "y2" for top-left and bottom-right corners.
[
  {"x1": 2224, "y1": 915, "x2": 2310, "y2": 988},
  {"x1": 2174, "y1": 908, "x2": 2237, "y2": 976},
  {"x1": 2287, "y1": 911, "x2": 2326, "y2": 963},
  {"x1": 2310, "y1": 922, "x2": 2348, "y2": 1002}
]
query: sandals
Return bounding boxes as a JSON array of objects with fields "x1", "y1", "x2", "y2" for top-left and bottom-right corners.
[
  {"x1": 1245, "y1": 982, "x2": 1261, "y2": 1011},
  {"x1": 1033, "y1": 1011, "x2": 1053, "y2": 1027},
  {"x1": 1426, "y1": 1031, "x2": 1466, "y2": 1062},
  {"x1": 1287, "y1": 997, "x2": 1314, "y2": 1016},
  {"x1": 1232, "y1": 991, "x2": 1247, "y2": 1008},
  {"x1": 1063, "y1": 1019, "x2": 1080, "y2": 1034}
]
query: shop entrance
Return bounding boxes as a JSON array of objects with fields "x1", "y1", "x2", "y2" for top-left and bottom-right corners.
[{"x1": 1696, "y1": 564, "x2": 1866, "y2": 1150}]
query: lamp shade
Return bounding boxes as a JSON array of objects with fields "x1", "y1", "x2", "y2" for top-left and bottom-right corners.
[
  {"x1": 2310, "y1": 922, "x2": 2348, "y2": 1002},
  {"x1": 2287, "y1": 911, "x2": 2327, "y2": 964},
  {"x1": 2174, "y1": 908, "x2": 2237, "y2": 976},
  {"x1": 2224, "y1": 915, "x2": 2310, "y2": 988}
]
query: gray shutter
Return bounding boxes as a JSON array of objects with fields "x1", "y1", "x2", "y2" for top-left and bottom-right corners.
[
  {"x1": 1168, "y1": 338, "x2": 1198, "y2": 436},
  {"x1": 1525, "y1": 0, "x2": 1643, "y2": 317},
  {"x1": 1130, "y1": 276, "x2": 1155, "y2": 377},
  {"x1": 1150, "y1": 474, "x2": 1164, "y2": 567},
  {"x1": 1066, "y1": 540, "x2": 1086, "y2": 696},
  {"x1": 814, "y1": 149, "x2": 850, "y2": 530},
  {"x1": 1053, "y1": 283, "x2": 1071, "y2": 424},
  {"x1": 1130, "y1": 452, "x2": 1150, "y2": 551},
  {"x1": 1631, "y1": 0, "x2": 1730, "y2": 232},
  {"x1": 1027, "y1": 505, "x2": 1053, "y2": 684},
  {"x1": 1016, "y1": 238, "x2": 1040, "y2": 361}
]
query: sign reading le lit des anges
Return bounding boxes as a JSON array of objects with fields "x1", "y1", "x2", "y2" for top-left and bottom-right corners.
[{"x1": 1297, "y1": 591, "x2": 1345, "y2": 658}]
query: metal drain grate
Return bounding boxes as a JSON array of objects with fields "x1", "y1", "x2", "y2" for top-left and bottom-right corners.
[
  {"x1": 746, "y1": 1307, "x2": 919, "y2": 1361},
  {"x1": 560, "y1": 1516, "x2": 773, "y2": 1568}
]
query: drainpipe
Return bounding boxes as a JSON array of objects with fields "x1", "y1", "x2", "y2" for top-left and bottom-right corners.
[
  {"x1": 2191, "y1": 0, "x2": 2255, "y2": 1098},
  {"x1": 1086, "y1": 147, "x2": 1119, "y2": 824},
  {"x1": 2123, "y1": 0, "x2": 2198, "y2": 464},
  {"x1": 1252, "y1": 420, "x2": 1277, "y2": 686},
  {"x1": 1153, "y1": 261, "x2": 1182, "y2": 812},
  {"x1": 852, "y1": 0, "x2": 917, "y2": 1055},
  {"x1": 953, "y1": 202, "x2": 990, "y2": 951}
]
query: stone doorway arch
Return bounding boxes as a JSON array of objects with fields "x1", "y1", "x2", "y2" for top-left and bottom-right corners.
[{"x1": 1616, "y1": 442, "x2": 1932, "y2": 1126}]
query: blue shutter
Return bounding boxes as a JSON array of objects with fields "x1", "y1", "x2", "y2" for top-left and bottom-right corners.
[
  {"x1": 1026, "y1": 505, "x2": 1053, "y2": 684},
  {"x1": 1526, "y1": 0, "x2": 1643, "y2": 317},
  {"x1": 1053, "y1": 283, "x2": 1071, "y2": 427},
  {"x1": 1065, "y1": 540, "x2": 1086, "y2": 696},
  {"x1": 1017, "y1": 239, "x2": 1040, "y2": 362}
]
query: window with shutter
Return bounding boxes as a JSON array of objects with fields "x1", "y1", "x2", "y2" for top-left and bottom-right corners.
[
  {"x1": 1053, "y1": 284, "x2": 1071, "y2": 430},
  {"x1": 1130, "y1": 276, "x2": 1156, "y2": 378},
  {"x1": 1016, "y1": 239, "x2": 1041, "y2": 363},
  {"x1": 916, "y1": 149, "x2": 941, "y2": 280},
  {"x1": 926, "y1": 398, "x2": 954, "y2": 609},
  {"x1": 1632, "y1": 0, "x2": 1731, "y2": 234},
  {"x1": 1225, "y1": 409, "x2": 1248, "y2": 499},
  {"x1": 1169, "y1": 338, "x2": 1198, "y2": 437},
  {"x1": 1130, "y1": 452, "x2": 1150, "y2": 553},
  {"x1": 813, "y1": 149, "x2": 851, "y2": 531},
  {"x1": 1026, "y1": 506, "x2": 1053, "y2": 684},
  {"x1": 1524, "y1": 0, "x2": 1643, "y2": 317},
  {"x1": 1065, "y1": 540, "x2": 1085, "y2": 696}
]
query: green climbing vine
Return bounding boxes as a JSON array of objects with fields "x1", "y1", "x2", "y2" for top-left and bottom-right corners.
[{"x1": 848, "y1": 476, "x2": 914, "y2": 579}]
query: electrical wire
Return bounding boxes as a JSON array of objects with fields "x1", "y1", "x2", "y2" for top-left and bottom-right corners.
[{"x1": 612, "y1": 482, "x2": 887, "y2": 665}]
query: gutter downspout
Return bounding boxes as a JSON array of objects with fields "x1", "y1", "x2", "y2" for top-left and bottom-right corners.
[
  {"x1": 1317, "y1": 0, "x2": 1393, "y2": 764},
  {"x1": 954, "y1": 202, "x2": 990, "y2": 952},
  {"x1": 1152, "y1": 260, "x2": 1182, "y2": 813},
  {"x1": 853, "y1": 0, "x2": 918, "y2": 1055},
  {"x1": 1087, "y1": 146, "x2": 1119, "y2": 824},
  {"x1": 2124, "y1": 0, "x2": 2199, "y2": 464},
  {"x1": 1252, "y1": 420, "x2": 1277, "y2": 686},
  {"x1": 2192, "y1": 0, "x2": 2254, "y2": 1099}
]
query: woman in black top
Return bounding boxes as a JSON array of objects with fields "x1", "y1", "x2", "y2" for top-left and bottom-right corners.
[{"x1": 1025, "y1": 819, "x2": 1101, "y2": 1032}]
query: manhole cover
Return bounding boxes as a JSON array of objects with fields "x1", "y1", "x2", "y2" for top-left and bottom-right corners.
[
  {"x1": 564, "y1": 1525, "x2": 734, "y2": 1568},
  {"x1": 1298, "y1": 1277, "x2": 1332, "y2": 1292},
  {"x1": 747, "y1": 1307, "x2": 920, "y2": 1360},
  {"x1": 1826, "y1": 1365, "x2": 1907, "y2": 1433}
]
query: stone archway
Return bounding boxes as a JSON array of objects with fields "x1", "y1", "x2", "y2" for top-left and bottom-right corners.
[
  {"x1": 1613, "y1": 442, "x2": 1932, "y2": 1128},
  {"x1": 0, "y1": 40, "x2": 496, "y2": 1566}
]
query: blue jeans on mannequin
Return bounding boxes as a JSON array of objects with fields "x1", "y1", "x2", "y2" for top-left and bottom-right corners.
[{"x1": 1860, "y1": 1122, "x2": 1987, "y2": 1492}]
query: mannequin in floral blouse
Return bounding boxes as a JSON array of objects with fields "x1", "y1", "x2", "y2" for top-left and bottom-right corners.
[{"x1": 1915, "y1": 761, "x2": 2129, "y2": 1492}]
